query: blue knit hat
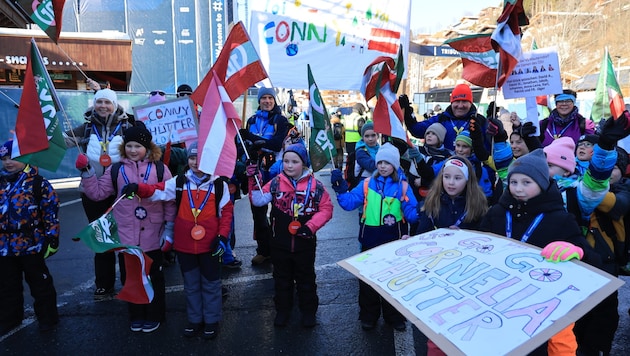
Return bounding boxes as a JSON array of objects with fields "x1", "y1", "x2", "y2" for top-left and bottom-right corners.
[
  {"x1": 187, "y1": 141, "x2": 198, "y2": 157},
  {"x1": 493, "y1": 141, "x2": 513, "y2": 163},
  {"x1": 0, "y1": 140, "x2": 13, "y2": 158},
  {"x1": 257, "y1": 87, "x2": 277, "y2": 103},
  {"x1": 284, "y1": 142, "x2": 310, "y2": 168}
]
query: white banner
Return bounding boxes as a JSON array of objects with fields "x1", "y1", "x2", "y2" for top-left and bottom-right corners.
[
  {"x1": 249, "y1": 0, "x2": 411, "y2": 90},
  {"x1": 338, "y1": 228, "x2": 623, "y2": 356},
  {"x1": 132, "y1": 97, "x2": 199, "y2": 145},
  {"x1": 502, "y1": 47, "x2": 562, "y2": 99}
]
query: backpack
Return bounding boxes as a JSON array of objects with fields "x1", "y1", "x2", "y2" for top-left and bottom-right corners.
[
  {"x1": 333, "y1": 122, "x2": 343, "y2": 141},
  {"x1": 111, "y1": 161, "x2": 165, "y2": 195},
  {"x1": 175, "y1": 174, "x2": 228, "y2": 217},
  {"x1": 356, "y1": 116, "x2": 366, "y2": 134},
  {"x1": 343, "y1": 148, "x2": 366, "y2": 190}
]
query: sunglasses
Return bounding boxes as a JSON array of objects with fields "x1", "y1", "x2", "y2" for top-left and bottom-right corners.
[
  {"x1": 177, "y1": 91, "x2": 192, "y2": 97},
  {"x1": 150, "y1": 90, "x2": 166, "y2": 96}
]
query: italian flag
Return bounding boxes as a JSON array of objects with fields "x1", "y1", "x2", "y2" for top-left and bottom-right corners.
[
  {"x1": 13, "y1": 38, "x2": 66, "y2": 172},
  {"x1": 592, "y1": 49, "x2": 625, "y2": 122}
]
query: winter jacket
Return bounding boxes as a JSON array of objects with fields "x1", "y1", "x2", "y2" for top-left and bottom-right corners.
[
  {"x1": 539, "y1": 107, "x2": 594, "y2": 147},
  {"x1": 0, "y1": 166, "x2": 59, "y2": 257},
  {"x1": 407, "y1": 105, "x2": 489, "y2": 151},
  {"x1": 250, "y1": 171, "x2": 333, "y2": 252},
  {"x1": 478, "y1": 181, "x2": 602, "y2": 268},
  {"x1": 416, "y1": 193, "x2": 482, "y2": 234},
  {"x1": 147, "y1": 170, "x2": 233, "y2": 255},
  {"x1": 337, "y1": 174, "x2": 418, "y2": 250},
  {"x1": 354, "y1": 140, "x2": 379, "y2": 179},
  {"x1": 244, "y1": 105, "x2": 290, "y2": 156},
  {"x1": 65, "y1": 105, "x2": 134, "y2": 178},
  {"x1": 81, "y1": 144, "x2": 176, "y2": 251}
]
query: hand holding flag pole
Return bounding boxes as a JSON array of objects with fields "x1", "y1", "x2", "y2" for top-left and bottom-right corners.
[{"x1": 233, "y1": 119, "x2": 263, "y2": 191}]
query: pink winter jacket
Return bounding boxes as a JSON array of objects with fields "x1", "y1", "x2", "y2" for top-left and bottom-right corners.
[{"x1": 82, "y1": 145, "x2": 177, "y2": 251}]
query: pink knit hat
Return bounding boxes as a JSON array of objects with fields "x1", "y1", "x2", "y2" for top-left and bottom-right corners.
[{"x1": 543, "y1": 137, "x2": 576, "y2": 174}]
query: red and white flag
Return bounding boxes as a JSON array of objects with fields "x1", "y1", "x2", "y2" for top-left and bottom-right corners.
[
  {"x1": 367, "y1": 28, "x2": 401, "y2": 55},
  {"x1": 116, "y1": 249, "x2": 154, "y2": 304},
  {"x1": 197, "y1": 71, "x2": 241, "y2": 178},
  {"x1": 491, "y1": 0, "x2": 529, "y2": 87},
  {"x1": 191, "y1": 21, "x2": 268, "y2": 106}
]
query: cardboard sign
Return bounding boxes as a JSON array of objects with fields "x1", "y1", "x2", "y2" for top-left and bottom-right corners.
[
  {"x1": 503, "y1": 48, "x2": 563, "y2": 99},
  {"x1": 133, "y1": 97, "x2": 198, "y2": 145},
  {"x1": 338, "y1": 229, "x2": 624, "y2": 356}
]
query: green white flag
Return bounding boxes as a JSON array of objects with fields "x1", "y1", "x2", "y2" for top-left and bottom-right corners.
[{"x1": 307, "y1": 64, "x2": 336, "y2": 172}]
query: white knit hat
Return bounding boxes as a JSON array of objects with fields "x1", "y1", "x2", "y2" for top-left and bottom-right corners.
[
  {"x1": 375, "y1": 143, "x2": 400, "y2": 171},
  {"x1": 94, "y1": 88, "x2": 118, "y2": 108}
]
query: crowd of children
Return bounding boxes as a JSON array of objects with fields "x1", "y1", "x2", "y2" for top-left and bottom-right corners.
[{"x1": 3, "y1": 83, "x2": 630, "y2": 356}]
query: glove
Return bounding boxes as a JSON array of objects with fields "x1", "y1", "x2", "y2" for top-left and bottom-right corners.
[
  {"x1": 599, "y1": 112, "x2": 630, "y2": 150},
  {"x1": 251, "y1": 140, "x2": 266, "y2": 150},
  {"x1": 136, "y1": 183, "x2": 156, "y2": 198},
  {"x1": 541, "y1": 241, "x2": 584, "y2": 263},
  {"x1": 75, "y1": 154, "x2": 89, "y2": 170},
  {"x1": 212, "y1": 235, "x2": 229, "y2": 257},
  {"x1": 330, "y1": 169, "x2": 348, "y2": 194},
  {"x1": 469, "y1": 118, "x2": 483, "y2": 141},
  {"x1": 487, "y1": 117, "x2": 508, "y2": 142},
  {"x1": 160, "y1": 222, "x2": 174, "y2": 252},
  {"x1": 246, "y1": 163, "x2": 258, "y2": 177},
  {"x1": 520, "y1": 122, "x2": 537, "y2": 137},
  {"x1": 43, "y1": 237, "x2": 59, "y2": 259},
  {"x1": 399, "y1": 94, "x2": 417, "y2": 129},
  {"x1": 121, "y1": 183, "x2": 139, "y2": 198},
  {"x1": 296, "y1": 225, "x2": 313, "y2": 239}
]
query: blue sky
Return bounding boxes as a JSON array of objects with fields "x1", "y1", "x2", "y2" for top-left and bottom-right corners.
[{"x1": 410, "y1": 0, "x2": 502, "y2": 34}]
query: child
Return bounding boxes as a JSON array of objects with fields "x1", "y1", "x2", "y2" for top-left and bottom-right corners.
[
  {"x1": 125, "y1": 142, "x2": 234, "y2": 339},
  {"x1": 575, "y1": 134, "x2": 598, "y2": 175},
  {"x1": 331, "y1": 143, "x2": 419, "y2": 331},
  {"x1": 354, "y1": 122, "x2": 380, "y2": 182},
  {"x1": 416, "y1": 156, "x2": 488, "y2": 234},
  {"x1": 413, "y1": 123, "x2": 453, "y2": 197},
  {"x1": 78, "y1": 125, "x2": 176, "y2": 333},
  {"x1": 478, "y1": 149, "x2": 601, "y2": 355},
  {"x1": 0, "y1": 140, "x2": 60, "y2": 333},
  {"x1": 248, "y1": 143, "x2": 333, "y2": 328}
]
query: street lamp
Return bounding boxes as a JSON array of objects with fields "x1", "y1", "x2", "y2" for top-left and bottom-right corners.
[{"x1": 614, "y1": 55, "x2": 621, "y2": 80}]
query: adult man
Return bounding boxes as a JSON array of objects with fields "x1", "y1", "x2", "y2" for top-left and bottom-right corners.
[
  {"x1": 240, "y1": 87, "x2": 289, "y2": 265},
  {"x1": 538, "y1": 89, "x2": 594, "y2": 147},
  {"x1": 342, "y1": 103, "x2": 367, "y2": 156},
  {"x1": 403, "y1": 83, "x2": 490, "y2": 151}
]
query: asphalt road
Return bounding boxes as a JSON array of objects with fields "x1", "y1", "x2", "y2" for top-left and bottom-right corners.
[{"x1": 1, "y1": 171, "x2": 629, "y2": 355}]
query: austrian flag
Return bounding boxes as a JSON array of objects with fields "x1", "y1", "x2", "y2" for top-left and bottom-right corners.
[{"x1": 197, "y1": 71, "x2": 241, "y2": 178}]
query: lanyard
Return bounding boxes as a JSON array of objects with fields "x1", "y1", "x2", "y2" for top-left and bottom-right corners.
[
  {"x1": 93, "y1": 122, "x2": 123, "y2": 152},
  {"x1": 120, "y1": 163, "x2": 152, "y2": 185},
  {"x1": 0, "y1": 171, "x2": 27, "y2": 207},
  {"x1": 505, "y1": 211, "x2": 544, "y2": 243},
  {"x1": 186, "y1": 180, "x2": 213, "y2": 223},
  {"x1": 547, "y1": 120, "x2": 574, "y2": 139},
  {"x1": 450, "y1": 119, "x2": 468, "y2": 135},
  {"x1": 292, "y1": 176, "x2": 312, "y2": 219},
  {"x1": 429, "y1": 211, "x2": 467, "y2": 230}
]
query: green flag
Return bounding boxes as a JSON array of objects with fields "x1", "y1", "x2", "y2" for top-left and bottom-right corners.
[
  {"x1": 531, "y1": 38, "x2": 538, "y2": 51},
  {"x1": 307, "y1": 64, "x2": 336, "y2": 172},
  {"x1": 73, "y1": 210, "x2": 130, "y2": 253},
  {"x1": 13, "y1": 38, "x2": 66, "y2": 171},
  {"x1": 592, "y1": 48, "x2": 625, "y2": 122}
]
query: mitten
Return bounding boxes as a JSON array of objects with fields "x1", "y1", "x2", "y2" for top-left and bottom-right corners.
[
  {"x1": 246, "y1": 163, "x2": 259, "y2": 177},
  {"x1": 296, "y1": 225, "x2": 313, "y2": 239},
  {"x1": 541, "y1": 241, "x2": 584, "y2": 263},
  {"x1": 136, "y1": 183, "x2": 156, "y2": 198},
  {"x1": 160, "y1": 221, "x2": 174, "y2": 252},
  {"x1": 330, "y1": 169, "x2": 348, "y2": 194},
  {"x1": 599, "y1": 112, "x2": 630, "y2": 150},
  {"x1": 43, "y1": 237, "x2": 59, "y2": 259},
  {"x1": 212, "y1": 235, "x2": 228, "y2": 257},
  {"x1": 520, "y1": 122, "x2": 537, "y2": 137},
  {"x1": 121, "y1": 183, "x2": 139, "y2": 198},
  {"x1": 75, "y1": 153, "x2": 89, "y2": 170}
]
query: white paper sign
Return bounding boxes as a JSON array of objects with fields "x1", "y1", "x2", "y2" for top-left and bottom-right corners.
[
  {"x1": 133, "y1": 97, "x2": 198, "y2": 145},
  {"x1": 503, "y1": 48, "x2": 563, "y2": 99},
  {"x1": 338, "y1": 229, "x2": 623, "y2": 356}
]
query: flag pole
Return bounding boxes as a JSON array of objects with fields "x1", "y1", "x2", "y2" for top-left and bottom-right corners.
[
  {"x1": 241, "y1": 90, "x2": 248, "y2": 128},
  {"x1": 0, "y1": 90, "x2": 19, "y2": 108},
  {"x1": 231, "y1": 118, "x2": 263, "y2": 191}
]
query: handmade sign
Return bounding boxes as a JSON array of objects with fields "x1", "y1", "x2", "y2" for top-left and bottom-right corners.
[
  {"x1": 133, "y1": 97, "x2": 198, "y2": 145},
  {"x1": 338, "y1": 228, "x2": 624, "y2": 356}
]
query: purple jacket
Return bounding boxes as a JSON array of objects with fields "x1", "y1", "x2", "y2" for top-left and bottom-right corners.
[{"x1": 82, "y1": 144, "x2": 177, "y2": 251}]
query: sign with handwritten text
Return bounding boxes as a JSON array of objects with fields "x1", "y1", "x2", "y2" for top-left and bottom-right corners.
[
  {"x1": 133, "y1": 97, "x2": 198, "y2": 145},
  {"x1": 338, "y1": 229, "x2": 623, "y2": 356}
]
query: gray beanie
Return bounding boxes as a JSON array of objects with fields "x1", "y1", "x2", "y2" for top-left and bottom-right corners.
[
  {"x1": 375, "y1": 143, "x2": 400, "y2": 171},
  {"x1": 507, "y1": 149, "x2": 550, "y2": 191},
  {"x1": 426, "y1": 123, "x2": 447, "y2": 144},
  {"x1": 257, "y1": 87, "x2": 277, "y2": 102},
  {"x1": 361, "y1": 121, "x2": 374, "y2": 136},
  {"x1": 187, "y1": 141, "x2": 198, "y2": 157}
]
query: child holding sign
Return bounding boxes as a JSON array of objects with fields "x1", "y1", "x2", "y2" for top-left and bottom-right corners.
[
  {"x1": 479, "y1": 149, "x2": 601, "y2": 355},
  {"x1": 248, "y1": 143, "x2": 333, "y2": 328}
]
